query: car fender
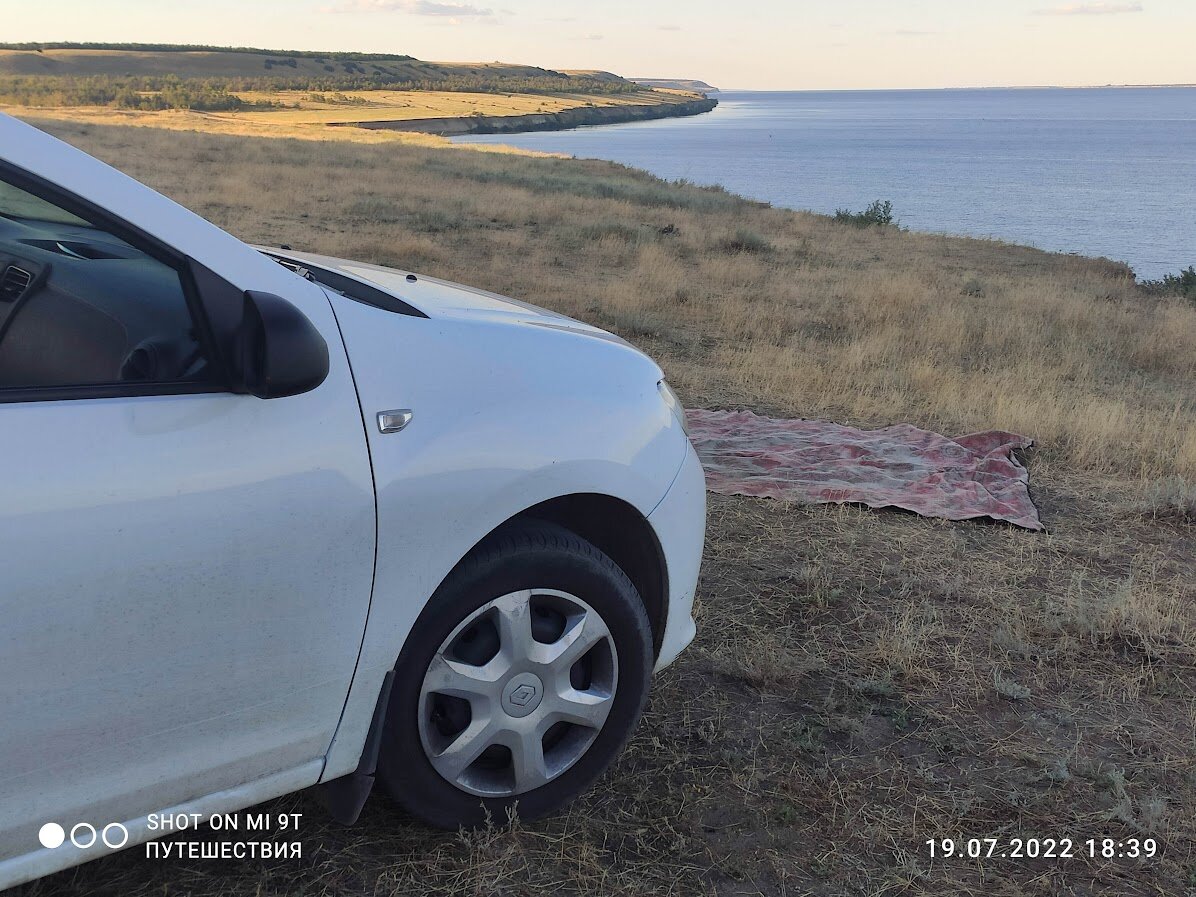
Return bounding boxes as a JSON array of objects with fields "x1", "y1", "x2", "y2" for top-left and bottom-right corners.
[{"x1": 320, "y1": 292, "x2": 687, "y2": 780}]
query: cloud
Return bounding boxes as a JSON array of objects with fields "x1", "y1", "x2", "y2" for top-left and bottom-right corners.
[
  {"x1": 658, "y1": 24, "x2": 682, "y2": 31},
  {"x1": 1035, "y1": 2, "x2": 1143, "y2": 14},
  {"x1": 326, "y1": 0, "x2": 493, "y2": 15},
  {"x1": 893, "y1": 29, "x2": 938, "y2": 36}
]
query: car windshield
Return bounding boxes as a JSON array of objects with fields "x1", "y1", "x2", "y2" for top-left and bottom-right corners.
[{"x1": 0, "y1": 180, "x2": 92, "y2": 227}]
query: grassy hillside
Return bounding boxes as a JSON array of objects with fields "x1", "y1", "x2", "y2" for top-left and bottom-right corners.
[
  {"x1": 13, "y1": 118, "x2": 1196, "y2": 897},
  {"x1": 0, "y1": 44, "x2": 624, "y2": 88}
]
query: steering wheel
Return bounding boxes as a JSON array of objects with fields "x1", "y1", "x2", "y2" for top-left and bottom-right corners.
[{"x1": 120, "y1": 336, "x2": 205, "y2": 382}]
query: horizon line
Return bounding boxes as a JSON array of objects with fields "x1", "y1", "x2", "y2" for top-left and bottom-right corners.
[{"x1": 715, "y1": 82, "x2": 1196, "y2": 92}]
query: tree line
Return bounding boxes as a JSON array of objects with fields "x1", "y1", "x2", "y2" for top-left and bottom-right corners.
[{"x1": 0, "y1": 42, "x2": 416, "y2": 61}]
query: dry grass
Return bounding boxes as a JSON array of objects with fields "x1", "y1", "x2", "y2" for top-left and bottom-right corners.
[
  {"x1": 227, "y1": 88, "x2": 683, "y2": 125},
  {"x1": 13, "y1": 118, "x2": 1196, "y2": 896},
  {"x1": 0, "y1": 106, "x2": 568, "y2": 153}
]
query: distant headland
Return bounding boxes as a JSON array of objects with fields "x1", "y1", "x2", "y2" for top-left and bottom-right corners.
[
  {"x1": 0, "y1": 43, "x2": 719, "y2": 136},
  {"x1": 633, "y1": 79, "x2": 720, "y2": 94}
]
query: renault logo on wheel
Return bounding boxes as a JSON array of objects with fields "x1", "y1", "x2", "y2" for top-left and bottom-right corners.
[
  {"x1": 510, "y1": 684, "x2": 537, "y2": 706},
  {"x1": 500, "y1": 672, "x2": 545, "y2": 718}
]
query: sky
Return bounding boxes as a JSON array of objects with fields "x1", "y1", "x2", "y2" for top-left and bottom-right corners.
[{"x1": 5, "y1": 0, "x2": 1195, "y2": 90}]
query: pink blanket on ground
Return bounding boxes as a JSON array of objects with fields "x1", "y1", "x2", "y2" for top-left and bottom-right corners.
[{"x1": 685, "y1": 409, "x2": 1043, "y2": 530}]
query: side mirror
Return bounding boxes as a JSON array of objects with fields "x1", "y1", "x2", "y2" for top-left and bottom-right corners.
[{"x1": 234, "y1": 291, "x2": 330, "y2": 399}]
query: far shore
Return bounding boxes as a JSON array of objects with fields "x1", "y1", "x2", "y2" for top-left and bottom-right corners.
[
  {"x1": 331, "y1": 95, "x2": 717, "y2": 136},
  {"x1": 1, "y1": 91, "x2": 717, "y2": 141}
]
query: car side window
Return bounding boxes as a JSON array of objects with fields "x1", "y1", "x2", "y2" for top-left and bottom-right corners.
[{"x1": 0, "y1": 174, "x2": 216, "y2": 394}]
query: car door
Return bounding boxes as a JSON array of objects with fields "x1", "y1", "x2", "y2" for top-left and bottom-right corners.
[{"x1": 0, "y1": 139, "x2": 376, "y2": 876}]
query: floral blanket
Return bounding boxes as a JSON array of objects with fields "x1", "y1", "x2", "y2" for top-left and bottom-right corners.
[{"x1": 686, "y1": 409, "x2": 1042, "y2": 530}]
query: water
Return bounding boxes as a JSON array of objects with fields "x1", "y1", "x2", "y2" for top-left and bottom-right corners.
[{"x1": 455, "y1": 88, "x2": 1196, "y2": 280}]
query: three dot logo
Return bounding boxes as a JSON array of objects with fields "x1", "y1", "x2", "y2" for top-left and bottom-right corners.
[
  {"x1": 38, "y1": 823, "x2": 65, "y2": 849},
  {"x1": 39, "y1": 821, "x2": 128, "y2": 850}
]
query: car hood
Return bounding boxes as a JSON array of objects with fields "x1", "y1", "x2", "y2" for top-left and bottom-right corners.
[{"x1": 260, "y1": 247, "x2": 632, "y2": 348}]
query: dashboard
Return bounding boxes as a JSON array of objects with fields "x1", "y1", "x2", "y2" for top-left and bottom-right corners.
[{"x1": 0, "y1": 213, "x2": 206, "y2": 390}]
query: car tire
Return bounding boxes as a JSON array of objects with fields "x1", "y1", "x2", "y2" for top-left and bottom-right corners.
[{"x1": 376, "y1": 519, "x2": 654, "y2": 829}]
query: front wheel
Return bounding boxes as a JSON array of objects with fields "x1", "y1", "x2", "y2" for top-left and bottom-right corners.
[{"x1": 376, "y1": 520, "x2": 653, "y2": 828}]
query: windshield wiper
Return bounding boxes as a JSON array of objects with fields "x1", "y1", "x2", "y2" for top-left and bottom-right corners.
[{"x1": 272, "y1": 255, "x2": 317, "y2": 283}]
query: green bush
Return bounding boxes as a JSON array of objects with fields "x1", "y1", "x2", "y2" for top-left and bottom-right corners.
[
  {"x1": 1142, "y1": 266, "x2": 1196, "y2": 301},
  {"x1": 834, "y1": 200, "x2": 894, "y2": 228},
  {"x1": 1164, "y1": 266, "x2": 1196, "y2": 299}
]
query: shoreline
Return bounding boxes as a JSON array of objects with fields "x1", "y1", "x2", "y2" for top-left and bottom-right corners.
[
  {"x1": 328, "y1": 96, "x2": 717, "y2": 137},
  {"x1": 451, "y1": 89, "x2": 1192, "y2": 281}
]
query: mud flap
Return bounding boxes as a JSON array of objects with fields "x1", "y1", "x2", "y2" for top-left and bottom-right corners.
[{"x1": 314, "y1": 670, "x2": 395, "y2": 825}]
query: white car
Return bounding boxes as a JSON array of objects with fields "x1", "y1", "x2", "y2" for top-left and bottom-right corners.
[{"x1": 0, "y1": 113, "x2": 705, "y2": 890}]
